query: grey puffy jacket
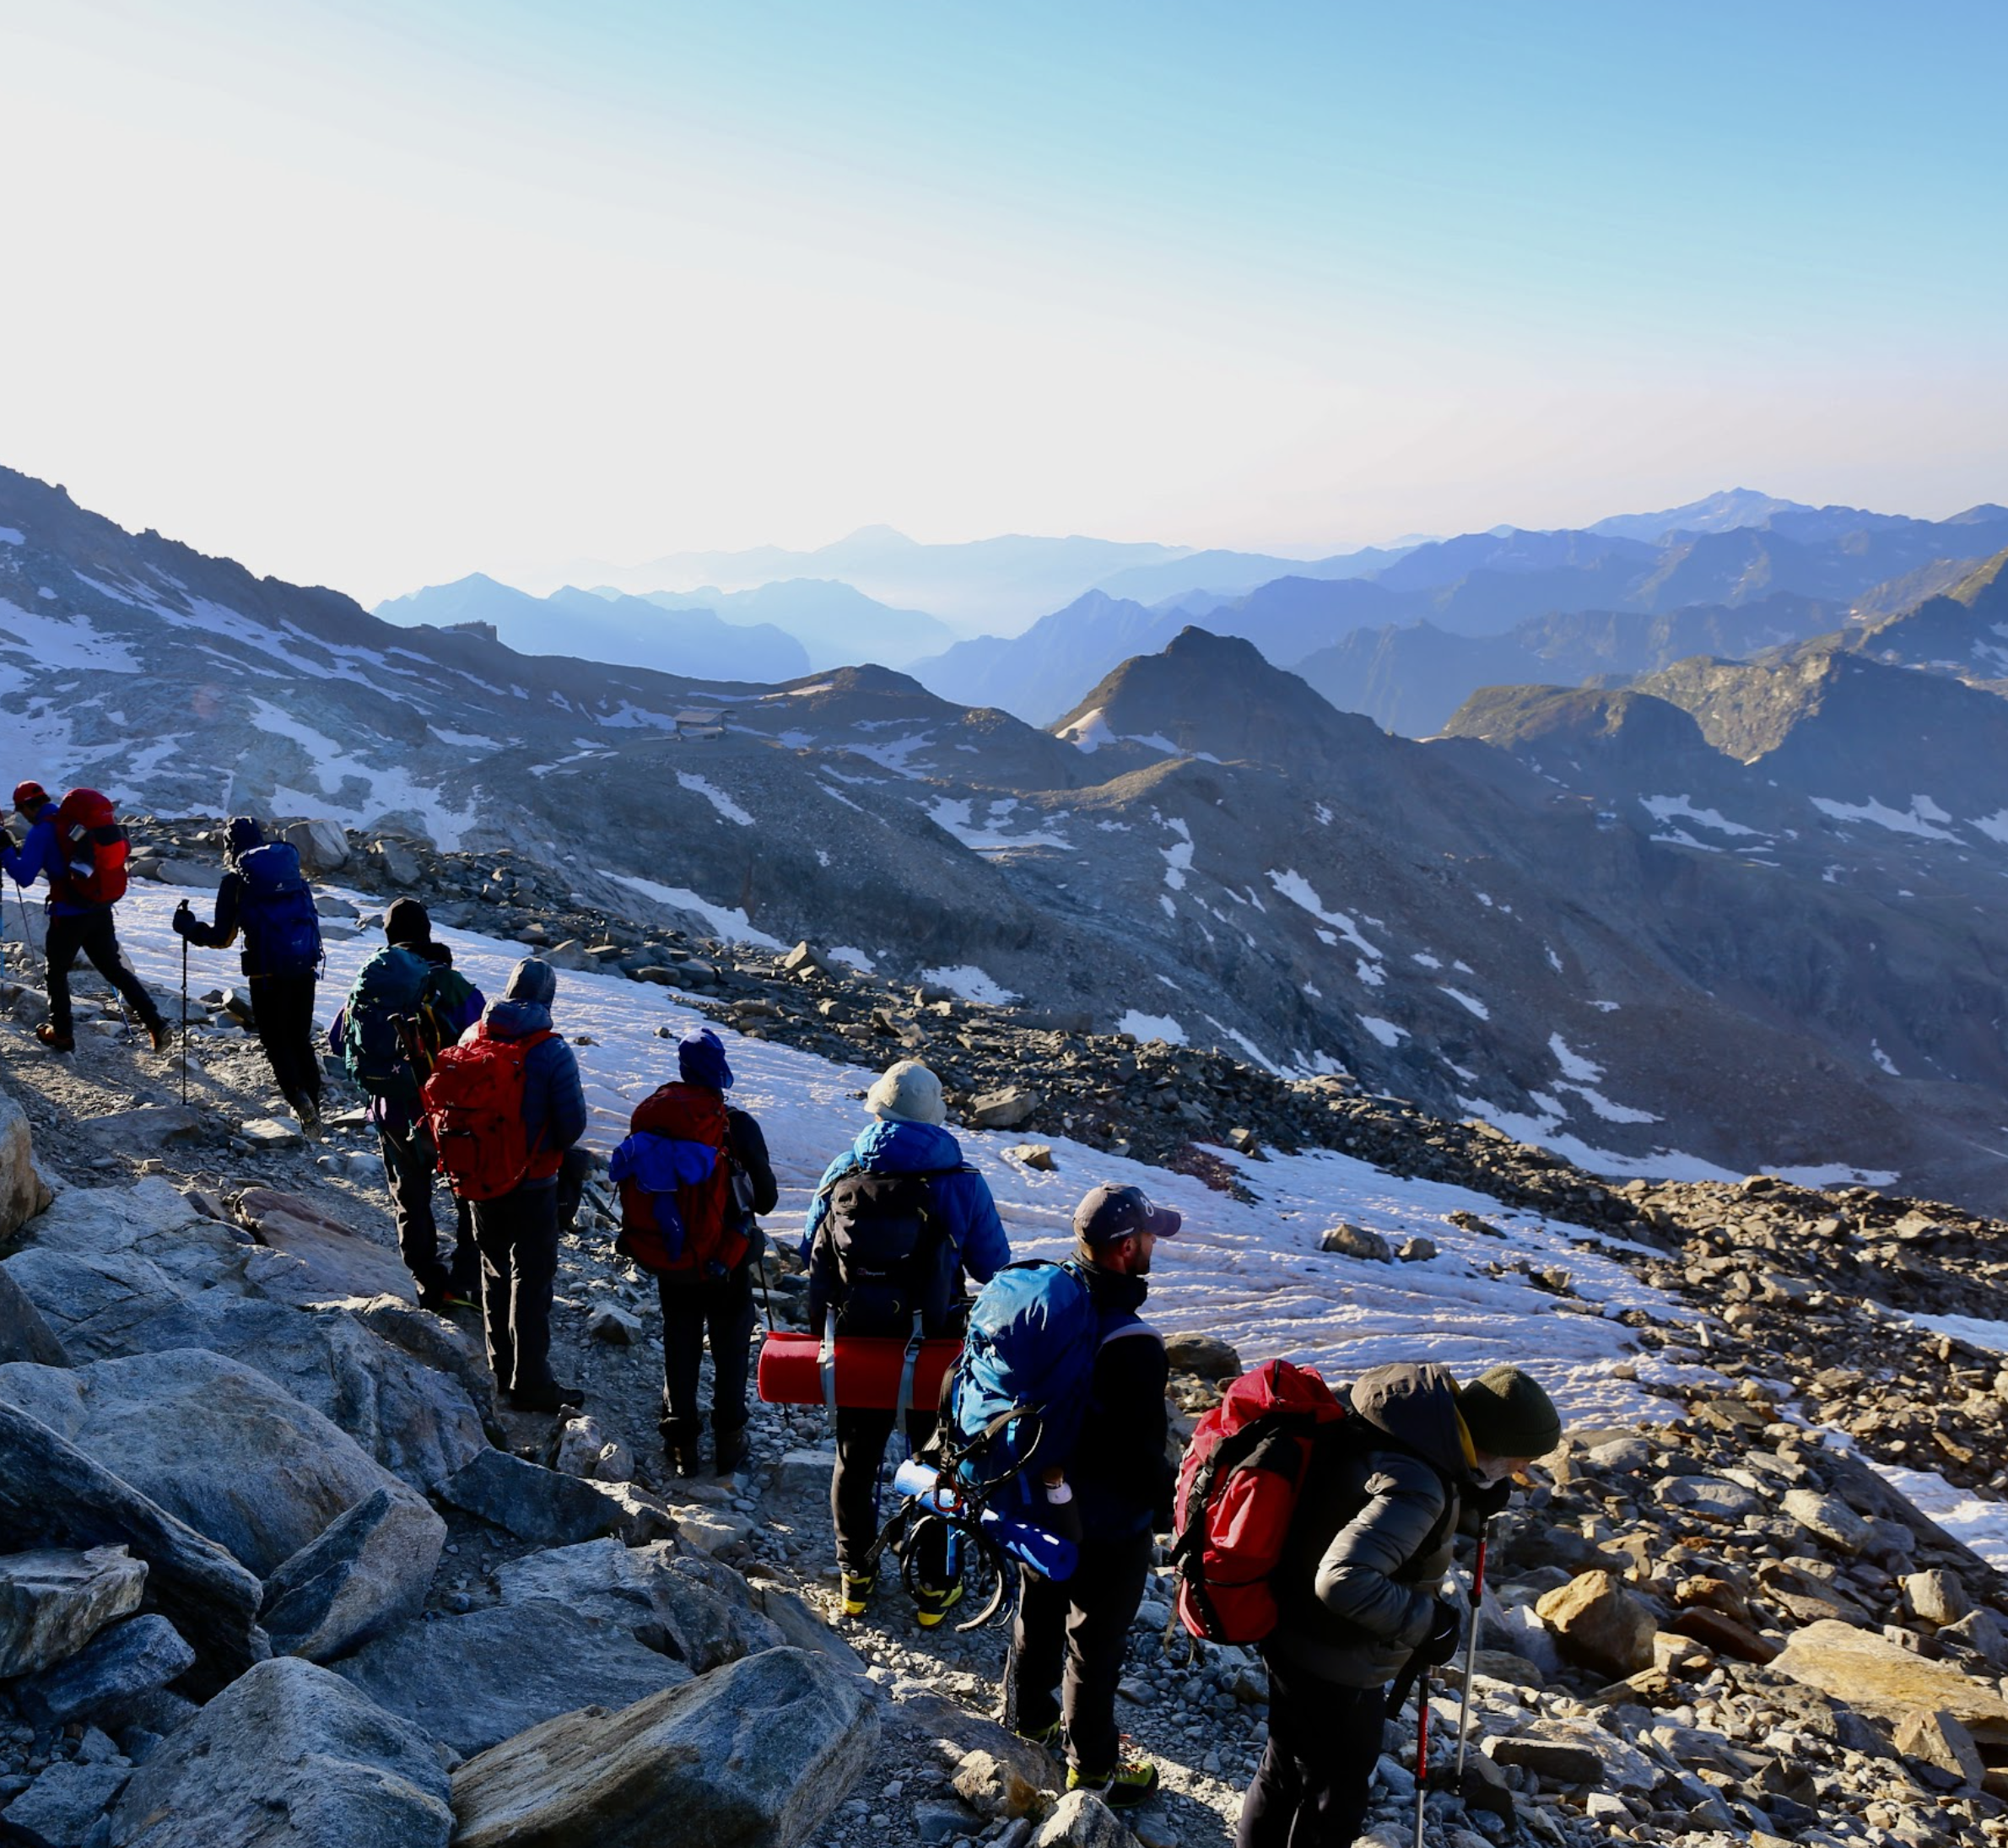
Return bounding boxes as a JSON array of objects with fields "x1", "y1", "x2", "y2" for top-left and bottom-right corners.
[{"x1": 1265, "y1": 1362, "x2": 1471, "y2": 1686}]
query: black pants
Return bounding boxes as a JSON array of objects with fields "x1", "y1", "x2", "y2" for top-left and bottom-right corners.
[
  {"x1": 1012, "y1": 1528, "x2": 1152, "y2": 1776},
  {"x1": 249, "y1": 972, "x2": 321, "y2": 1117},
  {"x1": 834, "y1": 1406, "x2": 947, "y2": 1584},
  {"x1": 378, "y1": 1118, "x2": 477, "y2": 1300},
  {"x1": 44, "y1": 909, "x2": 163, "y2": 1038},
  {"x1": 658, "y1": 1264, "x2": 756, "y2": 1446},
  {"x1": 1236, "y1": 1656, "x2": 1388, "y2": 1848},
  {"x1": 471, "y1": 1181, "x2": 561, "y2": 1395}
]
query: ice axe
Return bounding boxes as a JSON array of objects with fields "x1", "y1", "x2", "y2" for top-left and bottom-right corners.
[{"x1": 1412, "y1": 1665, "x2": 1431, "y2": 1848}]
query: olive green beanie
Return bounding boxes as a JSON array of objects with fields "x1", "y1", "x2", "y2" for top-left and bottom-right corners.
[{"x1": 1458, "y1": 1365, "x2": 1563, "y2": 1459}]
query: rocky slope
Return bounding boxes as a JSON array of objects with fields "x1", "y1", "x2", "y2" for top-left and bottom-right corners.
[{"x1": 1, "y1": 856, "x2": 2005, "y2": 1848}]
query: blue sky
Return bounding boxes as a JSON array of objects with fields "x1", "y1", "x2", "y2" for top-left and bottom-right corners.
[{"x1": 1, "y1": 1, "x2": 2002, "y2": 601}]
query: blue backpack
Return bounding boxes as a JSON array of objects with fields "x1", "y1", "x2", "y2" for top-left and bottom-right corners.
[
  {"x1": 947, "y1": 1260, "x2": 1103, "y2": 1514},
  {"x1": 235, "y1": 842, "x2": 323, "y2": 978}
]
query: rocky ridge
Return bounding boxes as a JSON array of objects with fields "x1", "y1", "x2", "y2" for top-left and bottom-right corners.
[{"x1": 0, "y1": 828, "x2": 2005, "y2": 1846}]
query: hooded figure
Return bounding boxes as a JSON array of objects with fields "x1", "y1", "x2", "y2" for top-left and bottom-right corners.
[{"x1": 463, "y1": 959, "x2": 589, "y2": 1413}]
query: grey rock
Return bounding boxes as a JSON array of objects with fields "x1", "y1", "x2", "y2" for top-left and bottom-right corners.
[
  {"x1": 0, "y1": 1091, "x2": 46, "y2": 1240},
  {"x1": 439, "y1": 1447, "x2": 651, "y2": 1546},
  {"x1": 0, "y1": 1349, "x2": 404, "y2": 1577},
  {"x1": 449, "y1": 1645, "x2": 875, "y2": 1848},
  {"x1": 260, "y1": 1486, "x2": 445, "y2": 1662},
  {"x1": 105, "y1": 1293, "x2": 487, "y2": 1495},
  {"x1": 1162, "y1": 1332, "x2": 1239, "y2": 1379},
  {"x1": 71, "y1": 1108, "x2": 208, "y2": 1158},
  {"x1": 231, "y1": 1189, "x2": 415, "y2": 1307},
  {"x1": 1938, "y1": 1606, "x2": 2008, "y2": 1670},
  {"x1": 372, "y1": 840, "x2": 424, "y2": 887},
  {"x1": 587, "y1": 1303, "x2": 642, "y2": 1345},
  {"x1": 11, "y1": 1180, "x2": 251, "y2": 1295},
  {"x1": 749, "y1": 1582, "x2": 870, "y2": 1678},
  {"x1": 964, "y1": 1087, "x2": 1040, "y2": 1131},
  {"x1": 343, "y1": 1296, "x2": 496, "y2": 1421},
  {"x1": 107, "y1": 1655, "x2": 451, "y2": 1848},
  {"x1": 2, "y1": 1251, "x2": 205, "y2": 1362},
  {"x1": 0, "y1": 1261, "x2": 70, "y2": 1367},
  {"x1": 1029, "y1": 1790, "x2": 1136, "y2": 1847},
  {"x1": 0, "y1": 1546, "x2": 147, "y2": 1678},
  {"x1": 1320, "y1": 1222, "x2": 1392, "y2": 1262},
  {"x1": 494, "y1": 1537, "x2": 782, "y2": 1671},
  {"x1": 1656, "y1": 1474, "x2": 1762, "y2": 1521},
  {"x1": 1782, "y1": 1488, "x2": 1871, "y2": 1555},
  {"x1": 1395, "y1": 1235, "x2": 1439, "y2": 1262},
  {"x1": 280, "y1": 819, "x2": 349, "y2": 873},
  {"x1": 17, "y1": 1614, "x2": 196, "y2": 1728},
  {"x1": 332, "y1": 1600, "x2": 694, "y2": 1759},
  {"x1": 0, "y1": 1400, "x2": 267, "y2": 1691},
  {"x1": 4, "y1": 1760, "x2": 132, "y2": 1847},
  {"x1": 1898, "y1": 1568, "x2": 1972, "y2": 1628},
  {"x1": 1892, "y1": 1707, "x2": 1987, "y2": 1791}
]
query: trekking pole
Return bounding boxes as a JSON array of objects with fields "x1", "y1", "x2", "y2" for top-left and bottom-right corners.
[
  {"x1": 180, "y1": 932, "x2": 189, "y2": 1106},
  {"x1": 1412, "y1": 1668, "x2": 1431, "y2": 1848},
  {"x1": 1455, "y1": 1522, "x2": 1491, "y2": 1781}
]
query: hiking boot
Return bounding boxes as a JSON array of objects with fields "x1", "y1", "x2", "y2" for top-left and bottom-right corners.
[
  {"x1": 1014, "y1": 1717, "x2": 1061, "y2": 1749},
  {"x1": 666, "y1": 1439, "x2": 703, "y2": 1479},
  {"x1": 146, "y1": 1019, "x2": 173, "y2": 1053},
  {"x1": 1068, "y1": 1753, "x2": 1159, "y2": 1810},
  {"x1": 914, "y1": 1581, "x2": 964, "y2": 1629},
  {"x1": 839, "y1": 1571, "x2": 875, "y2": 1618},
  {"x1": 714, "y1": 1426, "x2": 750, "y2": 1476},
  {"x1": 35, "y1": 1024, "x2": 74, "y2": 1052},
  {"x1": 507, "y1": 1383, "x2": 585, "y2": 1413}
]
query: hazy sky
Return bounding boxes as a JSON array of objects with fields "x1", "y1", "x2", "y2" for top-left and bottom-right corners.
[{"x1": 3, "y1": 1, "x2": 2004, "y2": 604}]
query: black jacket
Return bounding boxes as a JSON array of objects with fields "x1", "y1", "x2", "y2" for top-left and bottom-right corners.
[
  {"x1": 1266, "y1": 1363, "x2": 1470, "y2": 1686},
  {"x1": 1071, "y1": 1260, "x2": 1174, "y2": 1543},
  {"x1": 175, "y1": 872, "x2": 261, "y2": 976},
  {"x1": 726, "y1": 1107, "x2": 779, "y2": 1221}
]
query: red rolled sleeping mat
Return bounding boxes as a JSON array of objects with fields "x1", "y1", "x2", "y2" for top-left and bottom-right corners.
[{"x1": 756, "y1": 1332, "x2": 964, "y2": 1410}]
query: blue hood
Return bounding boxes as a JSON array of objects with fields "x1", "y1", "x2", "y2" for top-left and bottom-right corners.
[
  {"x1": 483, "y1": 998, "x2": 553, "y2": 1041},
  {"x1": 851, "y1": 1118, "x2": 964, "y2": 1175}
]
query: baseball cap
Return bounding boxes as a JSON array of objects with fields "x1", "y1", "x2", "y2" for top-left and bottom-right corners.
[{"x1": 1074, "y1": 1182, "x2": 1182, "y2": 1246}]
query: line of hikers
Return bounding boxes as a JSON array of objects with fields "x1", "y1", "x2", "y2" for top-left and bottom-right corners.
[{"x1": 6, "y1": 790, "x2": 1565, "y2": 1840}]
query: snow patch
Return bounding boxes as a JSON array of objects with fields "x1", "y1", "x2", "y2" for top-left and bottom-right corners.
[
  {"x1": 596, "y1": 870, "x2": 788, "y2": 949},
  {"x1": 1359, "y1": 1016, "x2": 1407, "y2": 1047},
  {"x1": 827, "y1": 945, "x2": 877, "y2": 973},
  {"x1": 1161, "y1": 817, "x2": 1193, "y2": 891},
  {"x1": 927, "y1": 797, "x2": 1070, "y2": 852},
  {"x1": 1639, "y1": 794, "x2": 1762, "y2": 838},
  {"x1": 1117, "y1": 1010, "x2": 1187, "y2": 1045},
  {"x1": 921, "y1": 964, "x2": 1020, "y2": 1006},
  {"x1": 1810, "y1": 794, "x2": 1959, "y2": 842},
  {"x1": 677, "y1": 771, "x2": 755, "y2": 827},
  {"x1": 1266, "y1": 869, "x2": 1380, "y2": 959},
  {"x1": 1548, "y1": 1034, "x2": 1603, "y2": 1083},
  {"x1": 1439, "y1": 986, "x2": 1489, "y2": 1020}
]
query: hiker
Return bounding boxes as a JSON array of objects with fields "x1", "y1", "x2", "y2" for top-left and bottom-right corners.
[
  {"x1": 457, "y1": 958, "x2": 589, "y2": 1413},
  {"x1": 170, "y1": 817, "x2": 324, "y2": 1126},
  {"x1": 1008, "y1": 1182, "x2": 1179, "y2": 1809},
  {"x1": 1234, "y1": 1363, "x2": 1561, "y2": 1848},
  {"x1": 2, "y1": 782, "x2": 169, "y2": 1054},
  {"x1": 332, "y1": 897, "x2": 483, "y2": 1310},
  {"x1": 611, "y1": 1027, "x2": 777, "y2": 1477},
  {"x1": 803, "y1": 1057, "x2": 1009, "y2": 1624}
]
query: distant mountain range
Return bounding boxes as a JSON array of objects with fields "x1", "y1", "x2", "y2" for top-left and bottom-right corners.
[{"x1": 9, "y1": 462, "x2": 2008, "y2": 1213}]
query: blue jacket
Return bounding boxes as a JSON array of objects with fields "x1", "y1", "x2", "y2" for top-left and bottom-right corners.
[
  {"x1": 800, "y1": 1118, "x2": 1011, "y2": 1283},
  {"x1": 2, "y1": 807, "x2": 89, "y2": 917},
  {"x1": 473, "y1": 997, "x2": 587, "y2": 1187}
]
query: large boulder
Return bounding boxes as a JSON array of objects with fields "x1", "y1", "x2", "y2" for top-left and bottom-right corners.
[
  {"x1": 260, "y1": 1485, "x2": 445, "y2": 1662},
  {"x1": 344, "y1": 1294, "x2": 497, "y2": 1418},
  {"x1": 108, "y1": 1655, "x2": 451, "y2": 1848},
  {"x1": 280, "y1": 819, "x2": 350, "y2": 874},
  {"x1": 0, "y1": 1401, "x2": 267, "y2": 1689},
  {"x1": 15, "y1": 1612, "x2": 197, "y2": 1727},
  {"x1": 0, "y1": 1090, "x2": 46, "y2": 1240},
  {"x1": 6, "y1": 1760, "x2": 133, "y2": 1845},
  {"x1": 494, "y1": 1538, "x2": 782, "y2": 1671},
  {"x1": 0, "y1": 1261, "x2": 69, "y2": 1366},
  {"x1": 13, "y1": 1179, "x2": 251, "y2": 1292},
  {"x1": 1028, "y1": 1791, "x2": 1136, "y2": 1847},
  {"x1": 1535, "y1": 1570, "x2": 1657, "y2": 1678},
  {"x1": 1773, "y1": 1618, "x2": 2008, "y2": 1743},
  {"x1": 0, "y1": 1545, "x2": 147, "y2": 1678},
  {"x1": 450, "y1": 1645, "x2": 876, "y2": 1848},
  {"x1": 440, "y1": 1448, "x2": 667, "y2": 1547},
  {"x1": 0, "y1": 1349, "x2": 406, "y2": 1576},
  {"x1": 235, "y1": 1188, "x2": 417, "y2": 1307},
  {"x1": 3, "y1": 1248, "x2": 207, "y2": 1359},
  {"x1": 332, "y1": 1599, "x2": 694, "y2": 1759},
  {"x1": 106, "y1": 1293, "x2": 487, "y2": 1494}
]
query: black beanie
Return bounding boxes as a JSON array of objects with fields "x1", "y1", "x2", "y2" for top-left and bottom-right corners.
[
  {"x1": 385, "y1": 898, "x2": 431, "y2": 947},
  {"x1": 1458, "y1": 1366, "x2": 1563, "y2": 1461}
]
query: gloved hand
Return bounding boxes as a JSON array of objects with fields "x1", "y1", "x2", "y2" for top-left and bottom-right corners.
[
  {"x1": 1418, "y1": 1597, "x2": 1461, "y2": 1666},
  {"x1": 1468, "y1": 1476, "x2": 1514, "y2": 1520},
  {"x1": 170, "y1": 901, "x2": 193, "y2": 939}
]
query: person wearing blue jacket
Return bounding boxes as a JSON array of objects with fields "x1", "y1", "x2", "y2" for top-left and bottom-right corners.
[
  {"x1": 4, "y1": 781, "x2": 169, "y2": 1053},
  {"x1": 463, "y1": 958, "x2": 590, "y2": 1413},
  {"x1": 803, "y1": 1058, "x2": 1010, "y2": 1623}
]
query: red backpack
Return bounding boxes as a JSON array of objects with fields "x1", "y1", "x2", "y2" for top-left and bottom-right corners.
[
  {"x1": 612, "y1": 1082, "x2": 741, "y2": 1278},
  {"x1": 1169, "y1": 1359, "x2": 1352, "y2": 1643},
  {"x1": 51, "y1": 789, "x2": 129, "y2": 908},
  {"x1": 421, "y1": 1027, "x2": 554, "y2": 1202}
]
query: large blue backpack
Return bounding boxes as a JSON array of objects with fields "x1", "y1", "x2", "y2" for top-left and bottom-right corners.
[
  {"x1": 342, "y1": 945, "x2": 431, "y2": 1103},
  {"x1": 235, "y1": 841, "x2": 323, "y2": 977},
  {"x1": 947, "y1": 1260, "x2": 1103, "y2": 1515}
]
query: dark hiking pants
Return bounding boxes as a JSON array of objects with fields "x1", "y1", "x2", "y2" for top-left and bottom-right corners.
[
  {"x1": 471, "y1": 1181, "x2": 561, "y2": 1395},
  {"x1": 377, "y1": 1118, "x2": 477, "y2": 1300},
  {"x1": 834, "y1": 1405, "x2": 946, "y2": 1586},
  {"x1": 45, "y1": 909, "x2": 163, "y2": 1039},
  {"x1": 658, "y1": 1263, "x2": 756, "y2": 1447},
  {"x1": 1235, "y1": 1656, "x2": 1388, "y2": 1848},
  {"x1": 250, "y1": 972, "x2": 321, "y2": 1117},
  {"x1": 1011, "y1": 1528, "x2": 1152, "y2": 1777}
]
